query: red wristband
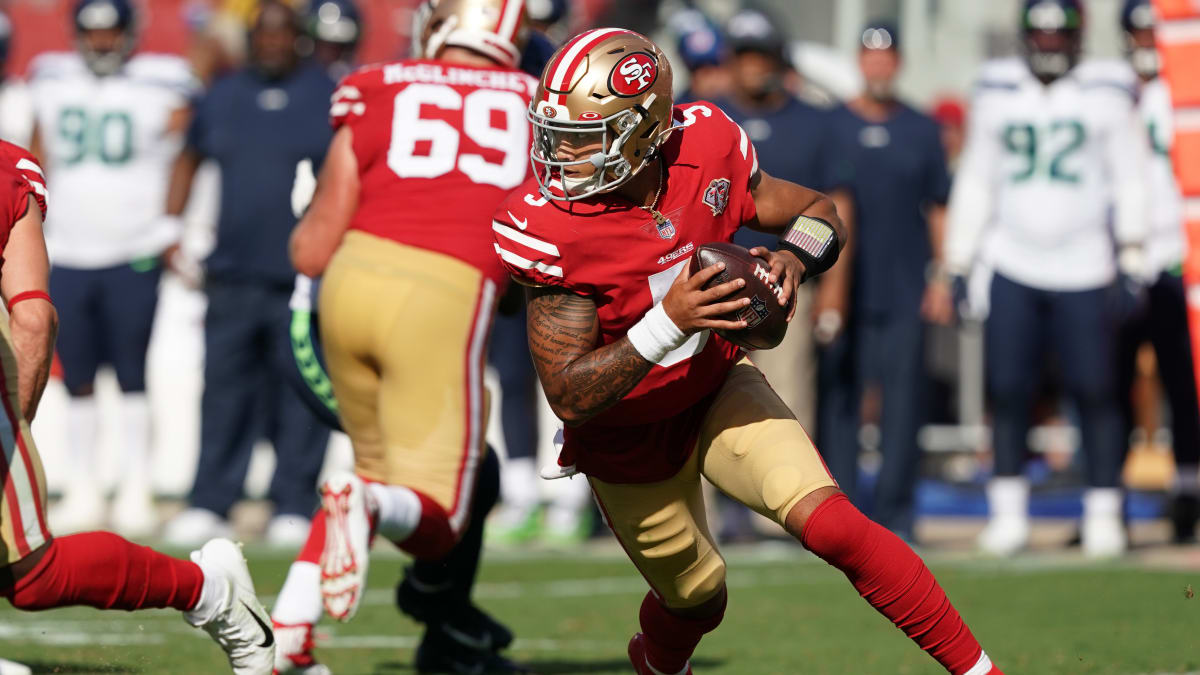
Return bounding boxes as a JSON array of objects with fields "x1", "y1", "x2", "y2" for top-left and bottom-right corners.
[{"x1": 7, "y1": 290, "x2": 52, "y2": 312}]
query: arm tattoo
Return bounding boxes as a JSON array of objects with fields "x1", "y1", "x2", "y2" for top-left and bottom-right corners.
[{"x1": 526, "y1": 286, "x2": 653, "y2": 425}]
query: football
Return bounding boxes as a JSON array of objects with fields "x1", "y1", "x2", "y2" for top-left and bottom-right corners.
[{"x1": 688, "y1": 242, "x2": 792, "y2": 351}]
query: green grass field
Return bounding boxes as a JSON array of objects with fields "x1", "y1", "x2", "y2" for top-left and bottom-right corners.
[{"x1": 0, "y1": 542, "x2": 1197, "y2": 674}]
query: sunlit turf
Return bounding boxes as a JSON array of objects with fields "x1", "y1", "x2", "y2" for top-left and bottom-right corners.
[{"x1": 0, "y1": 543, "x2": 1196, "y2": 674}]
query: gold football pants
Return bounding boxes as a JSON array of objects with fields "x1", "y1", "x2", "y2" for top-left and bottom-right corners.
[
  {"x1": 589, "y1": 359, "x2": 837, "y2": 608},
  {"x1": 319, "y1": 231, "x2": 496, "y2": 533}
]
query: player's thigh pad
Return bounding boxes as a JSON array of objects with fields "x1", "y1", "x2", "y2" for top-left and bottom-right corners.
[
  {"x1": 0, "y1": 322, "x2": 49, "y2": 564},
  {"x1": 319, "y1": 232, "x2": 493, "y2": 533},
  {"x1": 698, "y1": 358, "x2": 836, "y2": 525},
  {"x1": 589, "y1": 452, "x2": 726, "y2": 609}
]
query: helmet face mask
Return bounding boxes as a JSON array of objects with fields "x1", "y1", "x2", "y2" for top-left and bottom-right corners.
[
  {"x1": 74, "y1": 0, "x2": 136, "y2": 76},
  {"x1": 529, "y1": 105, "x2": 654, "y2": 200},
  {"x1": 528, "y1": 29, "x2": 675, "y2": 202},
  {"x1": 1021, "y1": 0, "x2": 1083, "y2": 82},
  {"x1": 1122, "y1": 1, "x2": 1160, "y2": 78}
]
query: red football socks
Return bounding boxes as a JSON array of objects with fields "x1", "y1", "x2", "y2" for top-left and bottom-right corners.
[
  {"x1": 801, "y1": 494, "x2": 989, "y2": 675},
  {"x1": 638, "y1": 590, "x2": 726, "y2": 674},
  {"x1": 4, "y1": 532, "x2": 202, "y2": 612},
  {"x1": 392, "y1": 491, "x2": 457, "y2": 560},
  {"x1": 297, "y1": 509, "x2": 327, "y2": 565}
]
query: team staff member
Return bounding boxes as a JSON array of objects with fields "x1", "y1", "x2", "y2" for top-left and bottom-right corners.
[
  {"x1": 820, "y1": 23, "x2": 953, "y2": 541},
  {"x1": 161, "y1": 0, "x2": 335, "y2": 546}
]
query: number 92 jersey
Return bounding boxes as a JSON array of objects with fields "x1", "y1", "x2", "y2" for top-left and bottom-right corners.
[
  {"x1": 948, "y1": 57, "x2": 1147, "y2": 291},
  {"x1": 492, "y1": 102, "x2": 760, "y2": 484},
  {"x1": 330, "y1": 59, "x2": 537, "y2": 285},
  {"x1": 29, "y1": 52, "x2": 198, "y2": 269}
]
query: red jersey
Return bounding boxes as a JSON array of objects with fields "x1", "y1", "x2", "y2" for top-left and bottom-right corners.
[
  {"x1": 331, "y1": 59, "x2": 537, "y2": 284},
  {"x1": 493, "y1": 102, "x2": 761, "y2": 483},
  {"x1": 0, "y1": 141, "x2": 47, "y2": 259}
]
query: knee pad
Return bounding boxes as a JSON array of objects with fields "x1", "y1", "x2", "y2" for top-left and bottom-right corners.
[{"x1": 668, "y1": 552, "x2": 727, "y2": 609}]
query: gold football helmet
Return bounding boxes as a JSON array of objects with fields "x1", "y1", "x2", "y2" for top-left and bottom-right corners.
[
  {"x1": 529, "y1": 28, "x2": 675, "y2": 200},
  {"x1": 411, "y1": 0, "x2": 528, "y2": 68}
]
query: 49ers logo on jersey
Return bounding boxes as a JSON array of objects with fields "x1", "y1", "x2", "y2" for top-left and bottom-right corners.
[{"x1": 609, "y1": 52, "x2": 658, "y2": 97}]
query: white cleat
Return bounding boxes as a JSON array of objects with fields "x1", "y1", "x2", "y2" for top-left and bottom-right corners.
[
  {"x1": 273, "y1": 622, "x2": 332, "y2": 675},
  {"x1": 164, "y1": 507, "x2": 234, "y2": 547},
  {"x1": 185, "y1": 538, "x2": 276, "y2": 674},
  {"x1": 110, "y1": 484, "x2": 158, "y2": 538},
  {"x1": 977, "y1": 515, "x2": 1030, "y2": 557},
  {"x1": 48, "y1": 488, "x2": 106, "y2": 534},
  {"x1": 265, "y1": 514, "x2": 312, "y2": 549},
  {"x1": 1082, "y1": 515, "x2": 1127, "y2": 558},
  {"x1": 318, "y1": 472, "x2": 372, "y2": 622}
]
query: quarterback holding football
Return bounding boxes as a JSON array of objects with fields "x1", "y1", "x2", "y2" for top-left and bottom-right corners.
[{"x1": 492, "y1": 29, "x2": 1004, "y2": 675}]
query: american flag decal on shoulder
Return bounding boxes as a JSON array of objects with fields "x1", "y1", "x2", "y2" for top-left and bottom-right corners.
[{"x1": 782, "y1": 216, "x2": 835, "y2": 258}]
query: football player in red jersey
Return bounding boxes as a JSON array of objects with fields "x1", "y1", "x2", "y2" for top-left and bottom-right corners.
[
  {"x1": 0, "y1": 141, "x2": 275, "y2": 674},
  {"x1": 277, "y1": 0, "x2": 533, "y2": 672},
  {"x1": 492, "y1": 29, "x2": 1004, "y2": 675}
]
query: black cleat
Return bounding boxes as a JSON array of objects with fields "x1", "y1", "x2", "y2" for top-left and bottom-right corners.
[
  {"x1": 396, "y1": 573, "x2": 514, "y2": 652},
  {"x1": 415, "y1": 622, "x2": 528, "y2": 674}
]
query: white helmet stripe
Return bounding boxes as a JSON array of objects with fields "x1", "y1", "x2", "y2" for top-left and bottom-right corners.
[{"x1": 497, "y1": 0, "x2": 522, "y2": 43}]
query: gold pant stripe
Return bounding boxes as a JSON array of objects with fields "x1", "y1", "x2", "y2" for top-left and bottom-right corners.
[
  {"x1": 0, "y1": 319, "x2": 48, "y2": 564},
  {"x1": 320, "y1": 232, "x2": 493, "y2": 531},
  {"x1": 589, "y1": 359, "x2": 836, "y2": 608}
]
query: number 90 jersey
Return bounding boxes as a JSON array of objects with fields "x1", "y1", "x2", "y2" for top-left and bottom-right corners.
[
  {"x1": 492, "y1": 102, "x2": 760, "y2": 483},
  {"x1": 29, "y1": 52, "x2": 198, "y2": 269},
  {"x1": 331, "y1": 60, "x2": 537, "y2": 285}
]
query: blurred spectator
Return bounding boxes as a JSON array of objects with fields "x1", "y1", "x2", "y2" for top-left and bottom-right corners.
[
  {"x1": 0, "y1": 10, "x2": 32, "y2": 148},
  {"x1": 672, "y1": 8, "x2": 730, "y2": 103},
  {"x1": 819, "y1": 22, "x2": 952, "y2": 542},
  {"x1": 931, "y1": 97, "x2": 966, "y2": 171},
  {"x1": 1116, "y1": 0, "x2": 1199, "y2": 543},
  {"x1": 161, "y1": 0, "x2": 335, "y2": 547},
  {"x1": 304, "y1": 0, "x2": 361, "y2": 80},
  {"x1": 944, "y1": 0, "x2": 1148, "y2": 557},
  {"x1": 29, "y1": 0, "x2": 198, "y2": 537}
]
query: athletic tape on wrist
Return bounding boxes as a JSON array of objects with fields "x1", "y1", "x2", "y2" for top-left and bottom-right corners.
[{"x1": 626, "y1": 302, "x2": 687, "y2": 364}]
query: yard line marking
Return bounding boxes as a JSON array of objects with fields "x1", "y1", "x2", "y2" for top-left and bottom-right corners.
[
  {"x1": 259, "y1": 568, "x2": 836, "y2": 607},
  {"x1": 320, "y1": 635, "x2": 615, "y2": 652}
]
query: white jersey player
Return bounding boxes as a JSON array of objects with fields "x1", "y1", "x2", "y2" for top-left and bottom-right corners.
[
  {"x1": 28, "y1": 0, "x2": 199, "y2": 537},
  {"x1": 945, "y1": 57, "x2": 1147, "y2": 291},
  {"x1": 944, "y1": 0, "x2": 1148, "y2": 558},
  {"x1": 30, "y1": 51, "x2": 196, "y2": 268}
]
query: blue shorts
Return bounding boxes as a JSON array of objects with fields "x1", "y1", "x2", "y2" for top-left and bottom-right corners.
[{"x1": 49, "y1": 261, "x2": 162, "y2": 394}]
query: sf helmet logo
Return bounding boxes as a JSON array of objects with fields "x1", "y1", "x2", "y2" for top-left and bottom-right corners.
[{"x1": 609, "y1": 52, "x2": 658, "y2": 97}]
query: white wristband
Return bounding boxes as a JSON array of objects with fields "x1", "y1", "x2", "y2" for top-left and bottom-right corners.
[{"x1": 626, "y1": 302, "x2": 687, "y2": 364}]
